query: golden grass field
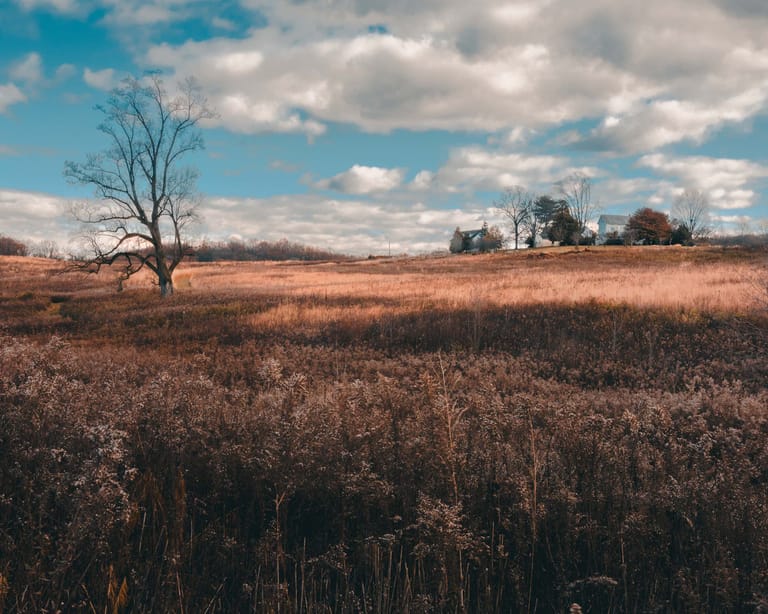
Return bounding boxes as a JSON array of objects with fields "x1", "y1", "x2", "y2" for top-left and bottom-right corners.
[
  {"x1": 138, "y1": 246, "x2": 768, "y2": 311},
  {"x1": 2, "y1": 245, "x2": 768, "y2": 612},
  {"x1": 2, "y1": 245, "x2": 765, "y2": 344},
  {"x1": 2, "y1": 244, "x2": 765, "y2": 310}
]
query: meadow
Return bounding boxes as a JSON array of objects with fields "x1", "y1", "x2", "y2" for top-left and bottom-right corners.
[{"x1": 1, "y1": 246, "x2": 767, "y2": 612}]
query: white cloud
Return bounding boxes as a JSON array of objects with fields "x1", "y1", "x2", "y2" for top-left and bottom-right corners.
[
  {"x1": 101, "y1": 2, "x2": 173, "y2": 25},
  {"x1": 14, "y1": 0, "x2": 77, "y2": 12},
  {"x1": 54, "y1": 63, "x2": 76, "y2": 82},
  {"x1": 573, "y1": 91, "x2": 768, "y2": 153},
  {"x1": 410, "y1": 170, "x2": 435, "y2": 191},
  {"x1": 143, "y1": 11, "x2": 649, "y2": 135},
  {"x1": 638, "y1": 154, "x2": 768, "y2": 209},
  {"x1": 0, "y1": 83, "x2": 26, "y2": 113},
  {"x1": 429, "y1": 147, "x2": 570, "y2": 193},
  {"x1": 212, "y1": 16, "x2": 236, "y2": 31},
  {"x1": 213, "y1": 51, "x2": 264, "y2": 75},
  {"x1": 0, "y1": 184, "x2": 492, "y2": 255},
  {"x1": 317, "y1": 165, "x2": 405, "y2": 194},
  {"x1": 0, "y1": 189, "x2": 75, "y2": 243},
  {"x1": 132, "y1": 0, "x2": 768, "y2": 150},
  {"x1": 199, "y1": 192, "x2": 487, "y2": 255},
  {"x1": 12, "y1": 0, "x2": 768, "y2": 149},
  {"x1": 10, "y1": 52, "x2": 43, "y2": 84},
  {"x1": 83, "y1": 67, "x2": 115, "y2": 91}
]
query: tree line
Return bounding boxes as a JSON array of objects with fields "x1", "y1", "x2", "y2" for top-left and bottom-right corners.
[
  {"x1": 0, "y1": 235, "x2": 60, "y2": 258},
  {"x1": 492, "y1": 174, "x2": 597, "y2": 249},
  {"x1": 193, "y1": 238, "x2": 348, "y2": 262},
  {"x1": 450, "y1": 174, "x2": 599, "y2": 253},
  {"x1": 451, "y1": 179, "x2": 720, "y2": 251}
]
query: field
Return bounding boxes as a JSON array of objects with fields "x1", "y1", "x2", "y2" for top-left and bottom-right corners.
[{"x1": 1, "y1": 246, "x2": 768, "y2": 612}]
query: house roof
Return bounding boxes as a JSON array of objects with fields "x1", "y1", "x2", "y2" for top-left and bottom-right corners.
[
  {"x1": 599, "y1": 214, "x2": 630, "y2": 225},
  {"x1": 461, "y1": 229, "x2": 485, "y2": 239}
]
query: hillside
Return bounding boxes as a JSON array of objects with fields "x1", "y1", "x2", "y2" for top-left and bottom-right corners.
[{"x1": 1, "y1": 247, "x2": 767, "y2": 612}]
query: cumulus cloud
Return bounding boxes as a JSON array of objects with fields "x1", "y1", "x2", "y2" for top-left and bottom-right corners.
[
  {"x1": 199, "y1": 192, "x2": 489, "y2": 255},
  {"x1": 133, "y1": 0, "x2": 768, "y2": 150},
  {"x1": 100, "y1": 2, "x2": 174, "y2": 25},
  {"x1": 0, "y1": 83, "x2": 26, "y2": 113},
  {"x1": 14, "y1": 0, "x2": 768, "y2": 148},
  {"x1": 638, "y1": 154, "x2": 768, "y2": 209},
  {"x1": 146, "y1": 27, "x2": 642, "y2": 136},
  {"x1": 0, "y1": 189, "x2": 75, "y2": 243},
  {"x1": 83, "y1": 67, "x2": 116, "y2": 90},
  {"x1": 428, "y1": 147, "x2": 571, "y2": 193},
  {"x1": 410, "y1": 170, "x2": 435, "y2": 191},
  {"x1": 10, "y1": 52, "x2": 43, "y2": 84},
  {"x1": 316, "y1": 165, "x2": 405, "y2": 194},
  {"x1": 211, "y1": 16, "x2": 237, "y2": 31},
  {"x1": 54, "y1": 63, "x2": 76, "y2": 82},
  {"x1": 573, "y1": 91, "x2": 768, "y2": 153},
  {"x1": 14, "y1": 0, "x2": 77, "y2": 12}
]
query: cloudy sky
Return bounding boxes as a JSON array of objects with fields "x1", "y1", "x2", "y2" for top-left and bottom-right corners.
[{"x1": 2, "y1": 0, "x2": 768, "y2": 254}]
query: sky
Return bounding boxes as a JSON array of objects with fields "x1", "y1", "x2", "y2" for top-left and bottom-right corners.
[{"x1": 2, "y1": 0, "x2": 768, "y2": 255}]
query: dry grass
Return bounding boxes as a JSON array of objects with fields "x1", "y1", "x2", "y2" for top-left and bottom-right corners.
[
  {"x1": 2, "y1": 247, "x2": 768, "y2": 612},
  {"x1": 106, "y1": 247, "x2": 766, "y2": 341},
  {"x1": 3, "y1": 247, "x2": 765, "y2": 346},
  {"x1": 5, "y1": 246, "x2": 761, "y2": 313},
  {"x1": 141, "y1": 247, "x2": 765, "y2": 311}
]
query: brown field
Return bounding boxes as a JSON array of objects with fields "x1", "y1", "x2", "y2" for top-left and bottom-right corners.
[
  {"x1": 104, "y1": 245, "x2": 768, "y2": 311},
  {"x1": 1, "y1": 246, "x2": 767, "y2": 612}
]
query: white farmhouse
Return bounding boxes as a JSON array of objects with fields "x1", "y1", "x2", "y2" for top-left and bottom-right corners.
[{"x1": 597, "y1": 214, "x2": 630, "y2": 243}]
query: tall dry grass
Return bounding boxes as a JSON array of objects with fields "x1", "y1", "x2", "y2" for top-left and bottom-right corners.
[
  {"x1": 1, "y1": 247, "x2": 767, "y2": 612},
  {"x1": 147, "y1": 247, "x2": 763, "y2": 312}
]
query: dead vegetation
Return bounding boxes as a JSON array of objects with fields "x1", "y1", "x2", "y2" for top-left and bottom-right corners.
[{"x1": 1, "y1": 246, "x2": 767, "y2": 612}]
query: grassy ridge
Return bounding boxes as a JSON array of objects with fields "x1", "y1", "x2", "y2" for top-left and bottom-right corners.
[{"x1": 1, "y1": 248, "x2": 767, "y2": 612}]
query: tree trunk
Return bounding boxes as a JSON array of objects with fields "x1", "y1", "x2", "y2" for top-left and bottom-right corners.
[
  {"x1": 156, "y1": 252, "x2": 175, "y2": 297},
  {"x1": 152, "y1": 226, "x2": 175, "y2": 298},
  {"x1": 159, "y1": 268, "x2": 174, "y2": 297}
]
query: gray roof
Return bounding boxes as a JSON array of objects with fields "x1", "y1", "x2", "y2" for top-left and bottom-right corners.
[{"x1": 599, "y1": 214, "x2": 630, "y2": 225}]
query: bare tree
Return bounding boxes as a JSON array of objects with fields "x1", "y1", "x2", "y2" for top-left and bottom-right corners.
[
  {"x1": 31, "y1": 240, "x2": 60, "y2": 259},
  {"x1": 495, "y1": 186, "x2": 533, "y2": 249},
  {"x1": 555, "y1": 172, "x2": 596, "y2": 235},
  {"x1": 65, "y1": 74, "x2": 215, "y2": 296},
  {"x1": 671, "y1": 188, "x2": 711, "y2": 240}
]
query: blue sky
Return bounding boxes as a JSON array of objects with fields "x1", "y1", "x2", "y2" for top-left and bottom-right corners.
[{"x1": 2, "y1": 0, "x2": 768, "y2": 254}]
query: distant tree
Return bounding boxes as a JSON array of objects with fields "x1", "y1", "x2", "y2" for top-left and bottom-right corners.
[
  {"x1": 544, "y1": 206, "x2": 581, "y2": 245},
  {"x1": 555, "y1": 172, "x2": 597, "y2": 234},
  {"x1": 736, "y1": 218, "x2": 752, "y2": 237},
  {"x1": 670, "y1": 224, "x2": 693, "y2": 246},
  {"x1": 0, "y1": 235, "x2": 28, "y2": 256},
  {"x1": 30, "y1": 240, "x2": 60, "y2": 259},
  {"x1": 494, "y1": 186, "x2": 532, "y2": 249},
  {"x1": 479, "y1": 224, "x2": 504, "y2": 252},
  {"x1": 525, "y1": 195, "x2": 565, "y2": 247},
  {"x1": 603, "y1": 230, "x2": 625, "y2": 245},
  {"x1": 626, "y1": 208, "x2": 672, "y2": 245},
  {"x1": 672, "y1": 188, "x2": 711, "y2": 241},
  {"x1": 65, "y1": 74, "x2": 215, "y2": 296},
  {"x1": 450, "y1": 227, "x2": 464, "y2": 253}
]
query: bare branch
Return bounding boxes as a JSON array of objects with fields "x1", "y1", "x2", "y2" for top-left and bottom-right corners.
[
  {"x1": 495, "y1": 186, "x2": 533, "y2": 250},
  {"x1": 555, "y1": 172, "x2": 596, "y2": 234},
  {"x1": 672, "y1": 188, "x2": 712, "y2": 240},
  {"x1": 64, "y1": 74, "x2": 212, "y2": 296}
]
